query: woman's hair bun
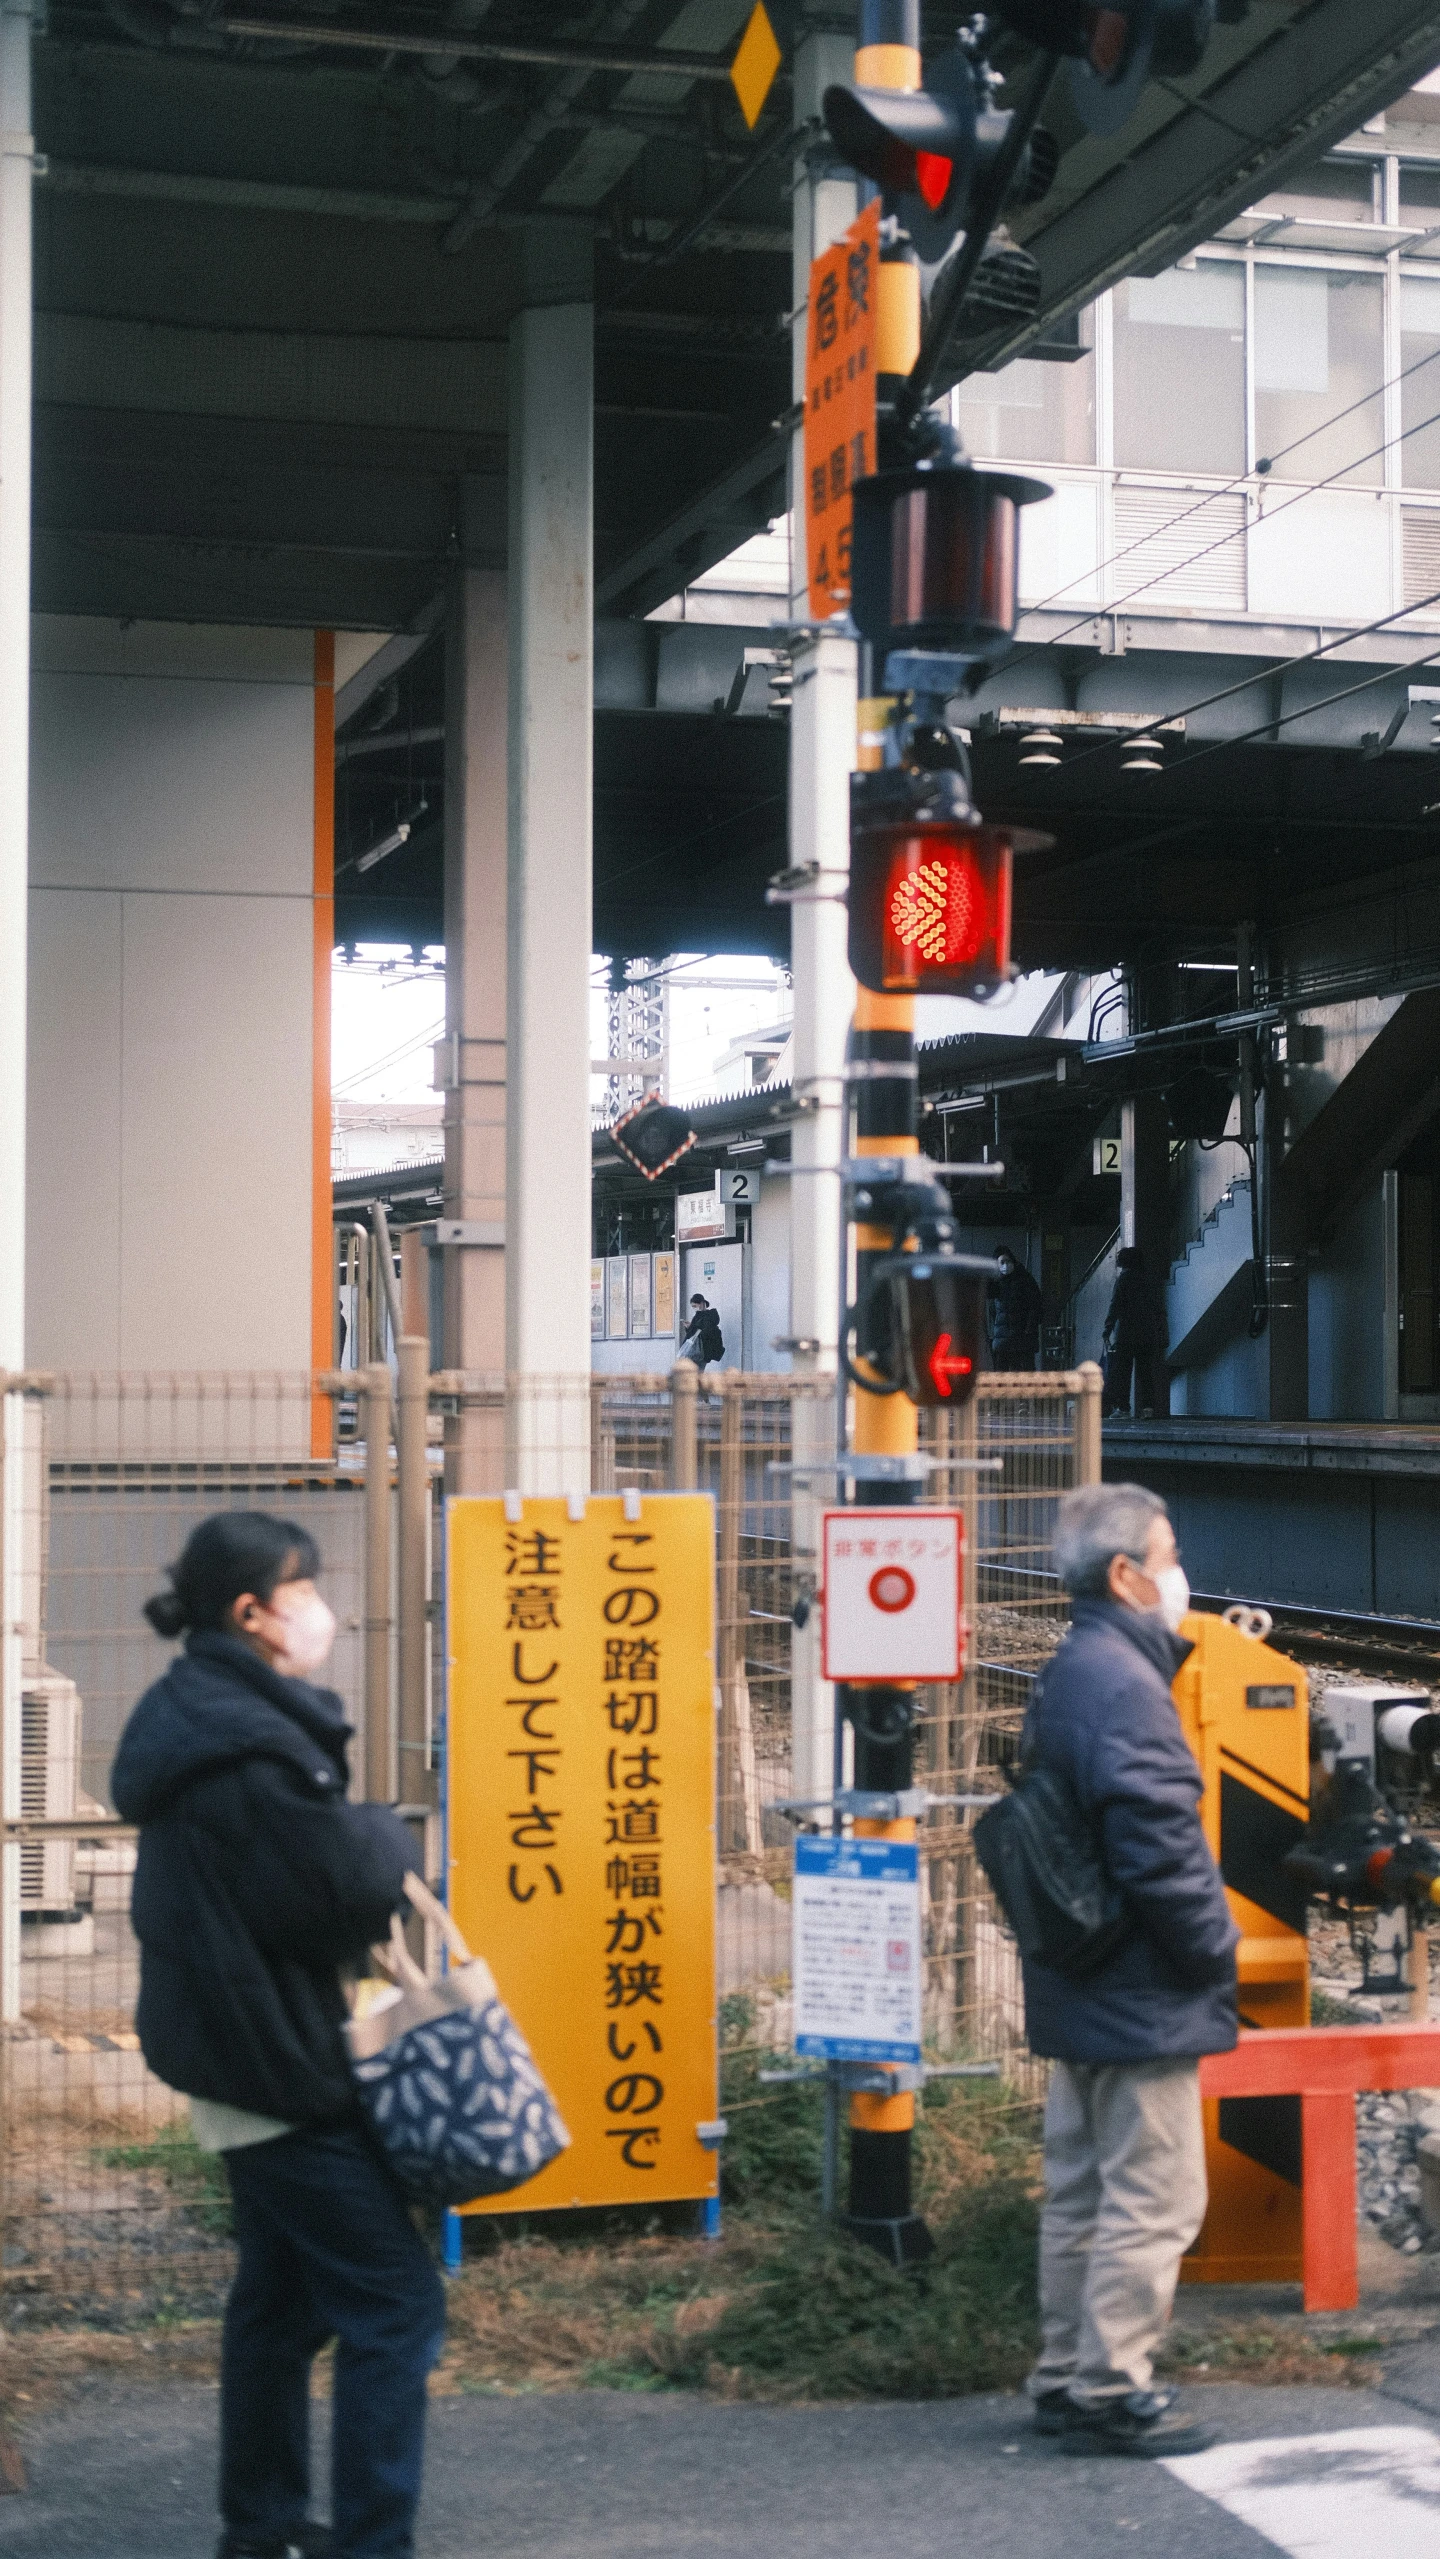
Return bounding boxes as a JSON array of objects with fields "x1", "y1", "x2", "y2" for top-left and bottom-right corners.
[{"x1": 143, "y1": 1588, "x2": 189, "y2": 1639}]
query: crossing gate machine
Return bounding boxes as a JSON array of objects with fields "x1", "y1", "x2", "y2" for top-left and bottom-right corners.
[{"x1": 1172, "y1": 1607, "x2": 1312, "y2": 2287}]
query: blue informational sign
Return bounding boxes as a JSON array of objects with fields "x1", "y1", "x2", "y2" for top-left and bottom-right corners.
[{"x1": 792, "y1": 1834, "x2": 923, "y2": 2065}]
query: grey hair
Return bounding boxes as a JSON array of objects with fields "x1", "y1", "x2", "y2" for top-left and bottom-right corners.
[{"x1": 1053, "y1": 1482, "x2": 1168, "y2": 1597}]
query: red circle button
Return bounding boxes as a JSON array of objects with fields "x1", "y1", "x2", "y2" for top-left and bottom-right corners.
[{"x1": 868, "y1": 1565, "x2": 916, "y2": 1613}]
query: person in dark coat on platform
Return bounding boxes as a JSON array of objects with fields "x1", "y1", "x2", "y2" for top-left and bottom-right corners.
[
  {"x1": 679, "y1": 1293, "x2": 725, "y2": 1369},
  {"x1": 112, "y1": 1512, "x2": 442, "y2": 2559},
  {"x1": 1102, "y1": 1245, "x2": 1167, "y2": 1417},
  {"x1": 987, "y1": 1246, "x2": 1044, "y2": 1370},
  {"x1": 1019, "y1": 1481, "x2": 1238, "y2": 2460}
]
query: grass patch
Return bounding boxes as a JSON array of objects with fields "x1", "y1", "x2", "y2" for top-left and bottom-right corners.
[
  {"x1": 434, "y1": 2066, "x2": 1044, "y2": 2401},
  {"x1": 96, "y1": 2122, "x2": 233, "y2": 2239},
  {"x1": 1158, "y1": 2326, "x2": 1382, "y2": 2388}
]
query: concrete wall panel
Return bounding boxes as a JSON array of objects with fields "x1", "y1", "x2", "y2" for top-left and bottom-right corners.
[
  {"x1": 26, "y1": 619, "x2": 316, "y2": 1375},
  {"x1": 117, "y1": 892, "x2": 311, "y2": 1370},
  {"x1": 30, "y1": 668, "x2": 310, "y2": 897},
  {"x1": 25, "y1": 888, "x2": 124, "y2": 1371}
]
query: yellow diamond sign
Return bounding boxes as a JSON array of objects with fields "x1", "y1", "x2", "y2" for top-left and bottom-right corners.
[{"x1": 730, "y1": 1, "x2": 782, "y2": 130}]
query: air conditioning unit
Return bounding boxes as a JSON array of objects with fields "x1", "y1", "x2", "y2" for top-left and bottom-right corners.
[{"x1": 20, "y1": 1671, "x2": 80, "y2": 1915}]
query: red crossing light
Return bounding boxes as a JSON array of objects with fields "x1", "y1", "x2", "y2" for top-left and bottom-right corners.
[
  {"x1": 864, "y1": 1258, "x2": 988, "y2": 1410},
  {"x1": 849, "y1": 817, "x2": 1013, "y2": 998}
]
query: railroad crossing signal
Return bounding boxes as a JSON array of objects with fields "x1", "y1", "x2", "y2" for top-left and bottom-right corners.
[
  {"x1": 848, "y1": 805, "x2": 1014, "y2": 999},
  {"x1": 823, "y1": 43, "x2": 1055, "y2": 265},
  {"x1": 993, "y1": 2, "x2": 1217, "y2": 136}
]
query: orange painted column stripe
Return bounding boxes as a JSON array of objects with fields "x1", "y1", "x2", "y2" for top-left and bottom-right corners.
[{"x1": 312, "y1": 631, "x2": 335, "y2": 1461}]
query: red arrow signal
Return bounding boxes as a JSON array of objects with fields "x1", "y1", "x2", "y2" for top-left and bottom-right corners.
[{"x1": 927, "y1": 1331, "x2": 973, "y2": 1399}]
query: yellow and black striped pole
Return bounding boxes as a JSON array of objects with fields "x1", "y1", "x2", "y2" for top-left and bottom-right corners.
[{"x1": 839, "y1": 0, "x2": 931, "y2": 2268}]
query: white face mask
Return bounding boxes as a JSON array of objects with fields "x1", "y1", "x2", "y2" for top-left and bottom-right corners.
[
  {"x1": 1153, "y1": 1565, "x2": 1190, "y2": 1635},
  {"x1": 270, "y1": 1590, "x2": 337, "y2": 1678}
]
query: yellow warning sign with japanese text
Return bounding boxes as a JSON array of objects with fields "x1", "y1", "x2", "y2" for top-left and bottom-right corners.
[
  {"x1": 804, "y1": 197, "x2": 880, "y2": 621},
  {"x1": 447, "y1": 1494, "x2": 718, "y2": 2212}
]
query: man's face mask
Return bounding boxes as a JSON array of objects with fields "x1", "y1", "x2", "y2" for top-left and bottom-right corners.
[{"x1": 1152, "y1": 1565, "x2": 1190, "y2": 1634}]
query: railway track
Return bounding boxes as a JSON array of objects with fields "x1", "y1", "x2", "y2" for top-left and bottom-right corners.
[{"x1": 1193, "y1": 1591, "x2": 1440, "y2": 1684}]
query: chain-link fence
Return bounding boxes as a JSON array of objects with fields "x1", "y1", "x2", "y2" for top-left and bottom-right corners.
[{"x1": 1, "y1": 1363, "x2": 1096, "y2": 2325}]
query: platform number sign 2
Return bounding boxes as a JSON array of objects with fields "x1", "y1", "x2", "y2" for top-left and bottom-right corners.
[{"x1": 1092, "y1": 1136, "x2": 1122, "y2": 1175}]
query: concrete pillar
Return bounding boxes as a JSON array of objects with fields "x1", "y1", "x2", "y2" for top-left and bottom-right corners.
[
  {"x1": 0, "y1": 1, "x2": 32, "y2": 1375},
  {"x1": 0, "y1": 0, "x2": 33, "y2": 2027},
  {"x1": 442, "y1": 564, "x2": 508, "y2": 1494},
  {"x1": 505, "y1": 300, "x2": 594, "y2": 1495},
  {"x1": 1121, "y1": 1092, "x2": 1171, "y2": 1417},
  {"x1": 787, "y1": 24, "x2": 857, "y2": 1807}
]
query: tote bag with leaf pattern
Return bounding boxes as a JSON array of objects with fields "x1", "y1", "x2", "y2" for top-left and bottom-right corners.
[{"x1": 345, "y1": 1873, "x2": 570, "y2": 2207}]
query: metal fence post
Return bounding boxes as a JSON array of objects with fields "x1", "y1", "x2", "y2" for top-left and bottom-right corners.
[
  {"x1": 670, "y1": 1360, "x2": 697, "y2": 1490},
  {"x1": 1076, "y1": 1360, "x2": 1103, "y2": 1486},
  {"x1": 396, "y1": 1338, "x2": 432, "y2": 1811},
  {"x1": 363, "y1": 1363, "x2": 394, "y2": 1802},
  {"x1": 716, "y1": 1378, "x2": 759, "y2": 1853}
]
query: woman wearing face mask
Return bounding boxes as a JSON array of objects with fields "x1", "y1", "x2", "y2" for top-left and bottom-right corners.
[{"x1": 112, "y1": 1512, "x2": 443, "y2": 2559}]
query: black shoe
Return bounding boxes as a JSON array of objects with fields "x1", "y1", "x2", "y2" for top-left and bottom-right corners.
[
  {"x1": 1032, "y1": 2388, "x2": 1073, "y2": 2436},
  {"x1": 1060, "y1": 2389, "x2": 1217, "y2": 2457}
]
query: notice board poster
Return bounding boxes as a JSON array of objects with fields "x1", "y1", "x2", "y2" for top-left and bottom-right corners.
[
  {"x1": 448, "y1": 1494, "x2": 718, "y2": 2210},
  {"x1": 793, "y1": 1835, "x2": 922, "y2": 2065},
  {"x1": 628, "y1": 1252, "x2": 653, "y2": 1339},
  {"x1": 605, "y1": 1255, "x2": 629, "y2": 1339},
  {"x1": 653, "y1": 1251, "x2": 677, "y2": 1338}
]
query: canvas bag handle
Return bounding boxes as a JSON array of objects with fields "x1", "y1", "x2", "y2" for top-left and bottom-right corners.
[
  {"x1": 401, "y1": 1868, "x2": 477, "y2": 1971},
  {"x1": 368, "y1": 1870, "x2": 483, "y2": 1989}
]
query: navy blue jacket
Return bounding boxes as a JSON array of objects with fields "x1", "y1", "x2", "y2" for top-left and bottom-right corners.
[
  {"x1": 1019, "y1": 1599, "x2": 1239, "y2": 2064},
  {"x1": 112, "y1": 1632, "x2": 416, "y2": 2121}
]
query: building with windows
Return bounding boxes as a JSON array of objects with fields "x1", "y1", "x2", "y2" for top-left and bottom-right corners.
[{"x1": 963, "y1": 78, "x2": 1440, "y2": 638}]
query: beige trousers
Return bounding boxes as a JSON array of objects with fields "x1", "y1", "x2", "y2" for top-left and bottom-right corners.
[{"x1": 1027, "y1": 2056, "x2": 1208, "y2": 2404}]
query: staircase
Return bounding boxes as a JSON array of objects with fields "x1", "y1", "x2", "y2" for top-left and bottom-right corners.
[{"x1": 1166, "y1": 1176, "x2": 1254, "y2": 1371}]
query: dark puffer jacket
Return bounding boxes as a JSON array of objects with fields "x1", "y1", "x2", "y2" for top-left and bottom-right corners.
[
  {"x1": 1019, "y1": 1598, "x2": 1239, "y2": 2065},
  {"x1": 112, "y1": 1632, "x2": 416, "y2": 2121}
]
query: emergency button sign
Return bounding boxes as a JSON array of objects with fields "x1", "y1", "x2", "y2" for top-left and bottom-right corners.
[{"x1": 821, "y1": 1508, "x2": 965, "y2": 1682}]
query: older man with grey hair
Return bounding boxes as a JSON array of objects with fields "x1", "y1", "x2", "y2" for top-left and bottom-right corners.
[{"x1": 1021, "y1": 1481, "x2": 1238, "y2": 2458}]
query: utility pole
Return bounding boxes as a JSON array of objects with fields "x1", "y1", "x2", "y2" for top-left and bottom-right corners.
[
  {"x1": 787, "y1": 15, "x2": 857, "y2": 1813},
  {"x1": 807, "y1": 0, "x2": 1225, "y2": 2267},
  {"x1": 837, "y1": 0, "x2": 929, "y2": 2270}
]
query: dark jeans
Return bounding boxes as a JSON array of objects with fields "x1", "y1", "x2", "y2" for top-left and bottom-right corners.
[
  {"x1": 993, "y1": 1331, "x2": 1039, "y2": 1372},
  {"x1": 1105, "y1": 1339, "x2": 1159, "y2": 1417},
  {"x1": 221, "y1": 2123, "x2": 445, "y2": 2559}
]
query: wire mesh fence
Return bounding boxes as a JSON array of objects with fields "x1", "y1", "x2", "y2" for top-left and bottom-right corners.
[
  {"x1": 1, "y1": 1373, "x2": 366, "y2": 2327},
  {"x1": 1, "y1": 1363, "x2": 1094, "y2": 2325}
]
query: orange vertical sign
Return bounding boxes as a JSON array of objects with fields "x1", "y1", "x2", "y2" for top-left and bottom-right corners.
[{"x1": 804, "y1": 197, "x2": 880, "y2": 621}]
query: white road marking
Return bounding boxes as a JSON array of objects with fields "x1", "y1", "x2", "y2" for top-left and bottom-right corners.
[{"x1": 1163, "y1": 2425, "x2": 1440, "y2": 2557}]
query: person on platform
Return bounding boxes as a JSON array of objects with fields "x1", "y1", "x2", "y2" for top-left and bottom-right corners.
[
  {"x1": 1022, "y1": 1482, "x2": 1237, "y2": 2458},
  {"x1": 1102, "y1": 1245, "x2": 1168, "y2": 1418},
  {"x1": 988, "y1": 1245, "x2": 1044, "y2": 1370},
  {"x1": 679, "y1": 1293, "x2": 725, "y2": 1370},
  {"x1": 112, "y1": 1512, "x2": 441, "y2": 2559}
]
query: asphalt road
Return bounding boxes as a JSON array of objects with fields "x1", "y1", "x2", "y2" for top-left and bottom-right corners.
[{"x1": 2, "y1": 2379, "x2": 1439, "y2": 2559}]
